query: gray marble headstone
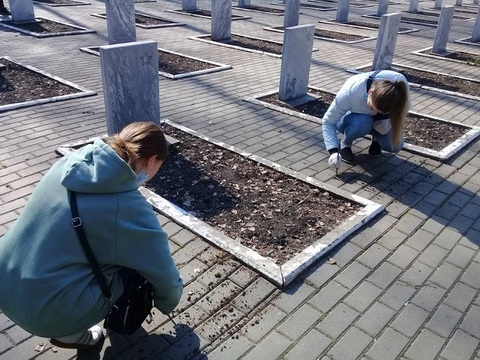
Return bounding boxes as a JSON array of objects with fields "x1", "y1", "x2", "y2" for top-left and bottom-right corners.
[
  {"x1": 279, "y1": 24, "x2": 315, "y2": 101},
  {"x1": 9, "y1": 0, "x2": 35, "y2": 23},
  {"x1": 238, "y1": 0, "x2": 251, "y2": 7},
  {"x1": 434, "y1": 0, "x2": 442, "y2": 9},
  {"x1": 455, "y1": 0, "x2": 462, "y2": 5},
  {"x1": 372, "y1": 13, "x2": 401, "y2": 70},
  {"x1": 474, "y1": 0, "x2": 479, "y2": 5},
  {"x1": 471, "y1": 7, "x2": 480, "y2": 42},
  {"x1": 336, "y1": 0, "x2": 350, "y2": 23},
  {"x1": 408, "y1": 0, "x2": 419, "y2": 12},
  {"x1": 284, "y1": 0, "x2": 300, "y2": 28},
  {"x1": 377, "y1": 0, "x2": 389, "y2": 16},
  {"x1": 100, "y1": 40, "x2": 160, "y2": 135},
  {"x1": 182, "y1": 0, "x2": 197, "y2": 11},
  {"x1": 432, "y1": 5, "x2": 454, "y2": 54},
  {"x1": 105, "y1": 0, "x2": 136, "y2": 45},
  {"x1": 211, "y1": 0, "x2": 232, "y2": 41}
]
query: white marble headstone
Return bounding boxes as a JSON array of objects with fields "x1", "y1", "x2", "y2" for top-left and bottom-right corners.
[
  {"x1": 432, "y1": 5, "x2": 454, "y2": 54},
  {"x1": 9, "y1": 0, "x2": 35, "y2": 22},
  {"x1": 471, "y1": 7, "x2": 480, "y2": 42},
  {"x1": 182, "y1": 0, "x2": 197, "y2": 11},
  {"x1": 211, "y1": 0, "x2": 232, "y2": 41},
  {"x1": 434, "y1": 0, "x2": 442, "y2": 9},
  {"x1": 336, "y1": 0, "x2": 350, "y2": 23},
  {"x1": 377, "y1": 0, "x2": 389, "y2": 16},
  {"x1": 279, "y1": 24, "x2": 315, "y2": 101},
  {"x1": 372, "y1": 13, "x2": 401, "y2": 70},
  {"x1": 238, "y1": 0, "x2": 251, "y2": 7},
  {"x1": 100, "y1": 41, "x2": 160, "y2": 135},
  {"x1": 284, "y1": 0, "x2": 300, "y2": 28},
  {"x1": 455, "y1": 0, "x2": 462, "y2": 6},
  {"x1": 105, "y1": 0, "x2": 136, "y2": 45},
  {"x1": 408, "y1": 0, "x2": 419, "y2": 12}
]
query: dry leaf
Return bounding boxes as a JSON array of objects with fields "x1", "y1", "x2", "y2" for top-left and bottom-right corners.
[
  {"x1": 328, "y1": 258, "x2": 337, "y2": 265},
  {"x1": 35, "y1": 343, "x2": 46, "y2": 352}
]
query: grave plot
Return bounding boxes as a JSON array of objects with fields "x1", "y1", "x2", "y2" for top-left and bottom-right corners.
[
  {"x1": 0, "y1": 17, "x2": 95, "y2": 37},
  {"x1": 55, "y1": 121, "x2": 383, "y2": 287},
  {"x1": 32, "y1": 0, "x2": 90, "y2": 6},
  {"x1": 456, "y1": 35, "x2": 480, "y2": 47},
  {"x1": 90, "y1": 12, "x2": 186, "y2": 28},
  {"x1": 352, "y1": 63, "x2": 480, "y2": 100},
  {"x1": 264, "y1": 24, "x2": 376, "y2": 43},
  {"x1": 302, "y1": 0, "x2": 374, "y2": 9},
  {"x1": 244, "y1": 87, "x2": 480, "y2": 161},
  {"x1": 362, "y1": 13, "x2": 438, "y2": 27},
  {"x1": 190, "y1": 33, "x2": 284, "y2": 57},
  {"x1": 166, "y1": 8, "x2": 251, "y2": 20},
  {"x1": 0, "y1": 57, "x2": 96, "y2": 113},
  {"x1": 413, "y1": 46, "x2": 480, "y2": 66},
  {"x1": 79, "y1": 47, "x2": 231, "y2": 79},
  {"x1": 233, "y1": 4, "x2": 285, "y2": 15},
  {"x1": 318, "y1": 19, "x2": 419, "y2": 34}
]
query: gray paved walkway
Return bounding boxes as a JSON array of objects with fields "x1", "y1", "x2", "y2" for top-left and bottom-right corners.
[{"x1": 1, "y1": 0, "x2": 480, "y2": 359}]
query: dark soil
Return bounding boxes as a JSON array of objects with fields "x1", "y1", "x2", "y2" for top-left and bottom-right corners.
[
  {"x1": 159, "y1": 51, "x2": 217, "y2": 74},
  {"x1": 0, "y1": 59, "x2": 80, "y2": 106},
  {"x1": 405, "y1": 10, "x2": 473, "y2": 20},
  {"x1": 149, "y1": 125, "x2": 362, "y2": 264},
  {"x1": 94, "y1": 13, "x2": 180, "y2": 26},
  {"x1": 3, "y1": 17, "x2": 81, "y2": 33},
  {"x1": 314, "y1": 29, "x2": 368, "y2": 41},
  {"x1": 177, "y1": 9, "x2": 247, "y2": 19},
  {"x1": 258, "y1": 89, "x2": 468, "y2": 150},
  {"x1": 234, "y1": 5, "x2": 284, "y2": 14},
  {"x1": 425, "y1": 50, "x2": 480, "y2": 66},
  {"x1": 209, "y1": 35, "x2": 283, "y2": 55},
  {"x1": 344, "y1": 20, "x2": 412, "y2": 32},
  {"x1": 33, "y1": 0, "x2": 85, "y2": 4}
]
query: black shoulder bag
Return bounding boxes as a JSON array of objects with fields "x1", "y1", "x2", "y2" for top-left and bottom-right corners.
[{"x1": 69, "y1": 191, "x2": 154, "y2": 335}]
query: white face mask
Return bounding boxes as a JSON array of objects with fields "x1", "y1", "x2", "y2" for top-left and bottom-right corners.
[{"x1": 136, "y1": 160, "x2": 154, "y2": 186}]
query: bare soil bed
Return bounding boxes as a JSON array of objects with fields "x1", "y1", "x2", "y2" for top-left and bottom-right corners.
[
  {"x1": 233, "y1": 5, "x2": 284, "y2": 14},
  {"x1": 92, "y1": 13, "x2": 182, "y2": 27},
  {"x1": 258, "y1": 89, "x2": 468, "y2": 151},
  {"x1": 419, "y1": 49, "x2": 480, "y2": 66},
  {"x1": 33, "y1": 0, "x2": 86, "y2": 4},
  {"x1": 2, "y1": 17, "x2": 82, "y2": 33},
  {"x1": 209, "y1": 35, "x2": 283, "y2": 55},
  {"x1": 149, "y1": 125, "x2": 362, "y2": 264},
  {"x1": 271, "y1": 26, "x2": 368, "y2": 41},
  {"x1": 174, "y1": 9, "x2": 249, "y2": 19}
]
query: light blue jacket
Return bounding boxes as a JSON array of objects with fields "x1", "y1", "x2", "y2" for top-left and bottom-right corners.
[
  {"x1": 0, "y1": 139, "x2": 183, "y2": 337},
  {"x1": 322, "y1": 70, "x2": 409, "y2": 151}
]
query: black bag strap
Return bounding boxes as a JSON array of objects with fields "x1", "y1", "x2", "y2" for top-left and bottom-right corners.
[
  {"x1": 366, "y1": 70, "x2": 382, "y2": 92},
  {"x1": 69, "y1": 190, "x2": 113, "y2": 303}
]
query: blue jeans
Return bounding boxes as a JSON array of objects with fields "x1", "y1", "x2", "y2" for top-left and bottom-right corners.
[{"x1": 336, "y1": 113, "x2": 404, "y2": 152}]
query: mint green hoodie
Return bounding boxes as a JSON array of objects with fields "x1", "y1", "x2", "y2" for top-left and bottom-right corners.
[{"x1": 0, "y1": 139, "x2": 183, "y2": 337}]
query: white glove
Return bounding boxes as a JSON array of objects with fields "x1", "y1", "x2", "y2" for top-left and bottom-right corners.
[{"x1": 328, "y1": 152, "x2": 342, "y2": 169}]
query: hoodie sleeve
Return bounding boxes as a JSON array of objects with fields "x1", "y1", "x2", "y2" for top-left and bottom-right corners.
[{"x1": 113, "y1": 191, "x2": 183, "y2": 314}]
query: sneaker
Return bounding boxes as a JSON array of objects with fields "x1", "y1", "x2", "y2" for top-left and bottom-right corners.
[
  {"x1": 50, "y1": 325, "x2": 104, "y2": 350},
  {"x1": 340, "y1": 146, "x2": 355, "y2": 164},
  {"x1": 0, "y1": 7, "x2": 10, "y2": 15},
  {"x1": 369, "y1": 140, "x2": 382, "y2": 157}
]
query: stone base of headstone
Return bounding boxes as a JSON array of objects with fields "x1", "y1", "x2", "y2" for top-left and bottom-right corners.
[{"x1": 100, "y1": 40, "x2": 160, "y2": 135}]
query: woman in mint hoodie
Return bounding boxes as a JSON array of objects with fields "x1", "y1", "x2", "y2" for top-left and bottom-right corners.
[{"x1": 0, "y1": 122, "x2": 183, "y2": 349}]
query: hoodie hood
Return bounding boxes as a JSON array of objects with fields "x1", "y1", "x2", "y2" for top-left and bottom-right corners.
[{"x1": 61, "y1": 139, "x2": 138, "y2": 193}]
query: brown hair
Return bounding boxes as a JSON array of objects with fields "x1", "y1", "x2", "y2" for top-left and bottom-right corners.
[
  {"x1": 370, "y1": 80, "x2": 409, "y2": 147},
  {"x1": 106, "y1": 121, "x2": 168, "y2": 171}
]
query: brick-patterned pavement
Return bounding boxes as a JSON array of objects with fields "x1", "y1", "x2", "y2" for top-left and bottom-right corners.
[{"x1": 1, "y1": 0, "x2": 480, "y2": 359}]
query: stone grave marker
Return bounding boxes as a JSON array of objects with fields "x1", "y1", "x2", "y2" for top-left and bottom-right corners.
[
  {"x1": 284, "y1": 0, "x2": 300, "y2": 28},
  {"x1": 408, "y1": 0, "x2": 419, "y2": 12},
  {"x1": 182, "y1": 0, "x2": 197, "y2": 11},
  {"x1": 100, "y1": 40, "x2": 160, "y2": 135},
  {"x1": 279, "y1": 24, "x2": 315, "y2": 101},
  {"x1": 336, "y1": 0, "x2": 350, "y2": 23},
  {"x1": 474, "y1": 0, "x2": 479, "y2": 5},
  {"x1": 9, "y1": 0, "x2": 35, "y2": 23},
  {"x1": 472, "y1": 7, "x2": 480, "y2": 42},
  {"x1": 432, "y1": 5, "x2": 455, "y2": 54},
  {"x1": 105, "y1": 0, "x2": 136, "y2": 45},
  {"x1": 455, "y1": 0, "x2": 462, "y2": 5},
  {"x1": 377, "y1": 0, "x2": 389, "y2": 16},
  {"x1": 211, "y1": 0, "x2": 232, "y2": 41},
  {"x1": 372, "y1": 13, "x2": 401, "y2": 70},
  {"x1": 434, "y1": 0, "x2": 442, "y2": 9},
  {"x1": 238, "y1": 0, "x2": 250, "y2": 7}
]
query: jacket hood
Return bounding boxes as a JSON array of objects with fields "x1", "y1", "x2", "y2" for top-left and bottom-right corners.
[{"x1": 61, "y1": 139, "x2": 138, "y2": 193}]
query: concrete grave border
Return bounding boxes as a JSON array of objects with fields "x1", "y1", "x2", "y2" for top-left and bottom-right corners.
[
  {"x1": 32, "y1": 0, "x2": 91, "y2": 6},
  {"x1": 165, "y1": 9, "x2": 251, "y2": 21},
  {"x1": 318, "y1": 19, "x2": 420, "y2": 34},
  {"x1": 244, "y1": 86, "x2": 480, "y2": 162},
  {"x1": 455, "y1": 37, "x2": 480, "y2": 47},
  {"x1": 263, "y1": 25, "x2": 377, "y2": 44},
  {"x1": 189, "y1": 33, "x2": 284, "y2": 58},
  {"x1": 0, "y1": 56, "x2": 96, "y2": 113},
  {"x1": 55, "y1": 120, "x2": 384, "y2": 287},
  {"x1": 349, "y1": 63, "x2": 480, "y2": 102},
  {"x1": 90, "y1": 12, "x2": 186, "y2": 29},
  {"x1": 0, "y1": 17, "x2": 96, "y2": 37},
  {"x1": 78, "y1": 46, "x2": 232, "y2": 79},
  {"x1": 412, "y1": 46, "x2": 480, "y2": 64}
]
